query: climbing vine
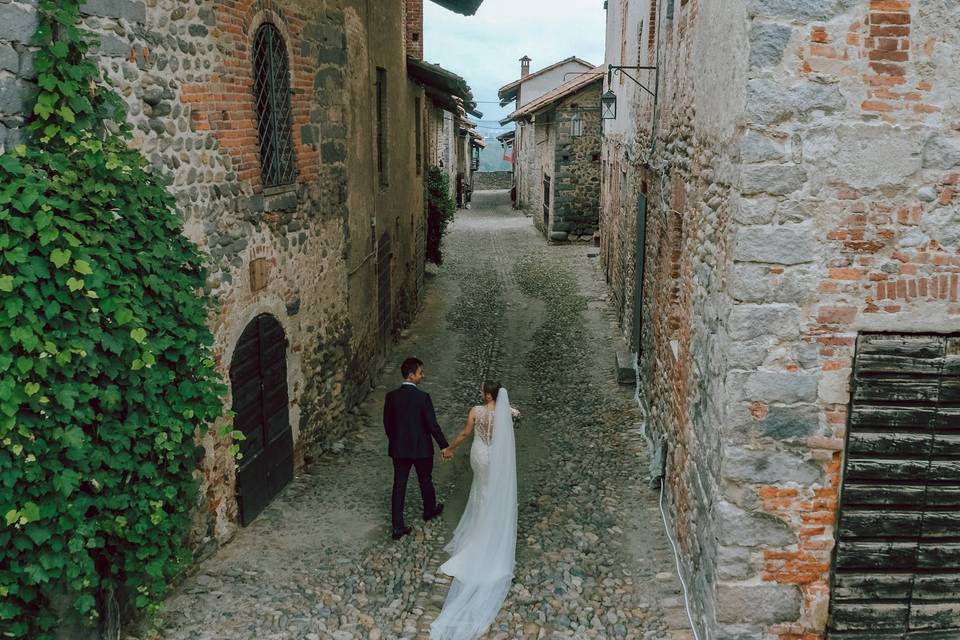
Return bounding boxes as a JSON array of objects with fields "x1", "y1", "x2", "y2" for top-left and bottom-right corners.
[
  {"x1": 0, "y1": 1, "x2": 226, "y2": 637},
  {"x1": 426, "y1": 166, "x2": 456, "y2": 266}
]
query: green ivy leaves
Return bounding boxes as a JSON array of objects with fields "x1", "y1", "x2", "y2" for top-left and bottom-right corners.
[
  {"x1": 426, "y1": 166, "x2": 457, "y2": 266},
  {"x1": 0, "y1": 1, "x2": 226, "y2": 637},
  {"x1": 5, "y1": 502, "x2": 40, "y2": 527},
  {"x1": 50, "y1": 249, "x2": 71, "y2": 268}
]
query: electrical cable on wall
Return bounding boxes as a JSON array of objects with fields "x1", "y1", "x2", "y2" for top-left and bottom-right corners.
[{"x1": 633, "y1": 356, "x2": 702, "y2": 640}]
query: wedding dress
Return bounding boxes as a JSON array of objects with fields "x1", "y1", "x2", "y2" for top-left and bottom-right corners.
[{"x1": 430, "y1": 388, "x2": 518, "y2": 640}]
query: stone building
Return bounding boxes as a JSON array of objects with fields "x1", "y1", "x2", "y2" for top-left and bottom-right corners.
[
  {"x1": 502, "y1": 70, "x2": 604, "y2": 241},
  {"x1": 0, "y1": 0, "x2": 482, "y2": 541},
  {"x1": 409, "y1": 58, "x2": 485, "y2": 206},
  {"x1": 600, "y1": 0, "x2": 960, "y2": 638},
  {"x1": 498, "y1": 55, "x2": 594, "y2": 210}
]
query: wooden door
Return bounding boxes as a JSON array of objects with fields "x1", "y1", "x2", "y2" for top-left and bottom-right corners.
[
  {"x1": 542, "y1": 174, "x2": 551, "y2": 232},
  {"x1": 378, "y1": 232, "x2": 392, "y2": 348},
  {"x1": 828, "y1": 333, "x2": 960, "y2": 638},
  {"x1": 230, "y1": 314, "x2": 293, "y2": 526}
]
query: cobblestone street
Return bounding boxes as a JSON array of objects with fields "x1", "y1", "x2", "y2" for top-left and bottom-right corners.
[{"x1": 147, "y1": 190, "x2": 693, "y2": 640}]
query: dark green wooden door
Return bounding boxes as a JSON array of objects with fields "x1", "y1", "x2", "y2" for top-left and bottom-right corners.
[
  {"x1": 378, "y1": 232, "x2": 392, "y2": 348},
  {"x1": 542, "y1": 174, "x2": 551, "y2": 232},
  {"x1": 828, "y1": 333, "x2": 960, "y2": 638},
  {"x1": 230, "y1": 314, "x2": 292, "y2": 526}
]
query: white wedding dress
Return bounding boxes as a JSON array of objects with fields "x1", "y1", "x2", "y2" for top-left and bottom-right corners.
[{"x1": 430, "y1": 388, "x2": 518, "y2": 640}]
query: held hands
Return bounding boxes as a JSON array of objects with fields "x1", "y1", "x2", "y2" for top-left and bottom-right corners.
[{"x1": 441, "y1": 447, "x2": 454, "y2": 461}]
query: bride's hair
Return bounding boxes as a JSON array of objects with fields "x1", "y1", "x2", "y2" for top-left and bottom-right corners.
[{"x1": 482, "y1": 379, "x2": 501, "y2": 401}]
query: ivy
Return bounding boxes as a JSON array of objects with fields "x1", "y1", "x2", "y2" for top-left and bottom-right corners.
[
  {"x1": 426, "y1": 166, "x2": 456, "y2": 266},
  {"x1": 0, "y1": 1, "x2": 226, "y2": 637}
]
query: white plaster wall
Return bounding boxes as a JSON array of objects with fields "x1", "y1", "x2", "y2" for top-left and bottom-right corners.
[
  {"x1": 518, "y1": 60, "x2": 595, "y2": 107},
  {"x1": 603, "y1": 0, "x2": 648, "y2": 141},
  {"x1": 692, "y1": 0, "x2": 749, "y2": 141}
]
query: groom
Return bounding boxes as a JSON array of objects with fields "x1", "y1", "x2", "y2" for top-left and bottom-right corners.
[{"x1": 383, "y1": 357, "x2": 452, "y2": 540}]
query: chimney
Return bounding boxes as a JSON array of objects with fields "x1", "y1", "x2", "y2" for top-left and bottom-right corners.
[
  {"x1": 406, "y1": 0, "x2": 423, "y2": 60},
  {"x1": 520, "y1": 55, "x2": 531, "y2": 79}
]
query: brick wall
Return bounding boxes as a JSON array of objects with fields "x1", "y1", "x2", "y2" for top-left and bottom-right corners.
[{"x1": 405, "y1": 0, "x2": 423, "y2": 60}]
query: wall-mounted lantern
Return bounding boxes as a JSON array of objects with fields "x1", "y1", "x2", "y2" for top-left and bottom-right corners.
[
  {"x1": 601, "y1": 64, "x2": 659, "y2": 124},
  {"x1": 600, "y1": 90, "x2": 618, "y2": 120}
]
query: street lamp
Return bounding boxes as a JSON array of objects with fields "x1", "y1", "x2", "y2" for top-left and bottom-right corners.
[{"x1": 601, "y1": 90, "x2": 617, "y2": 120}]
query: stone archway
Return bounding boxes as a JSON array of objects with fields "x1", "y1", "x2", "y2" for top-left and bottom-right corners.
[{"x1": 230, "y1": 313, "x2": 293, "y2": 526}]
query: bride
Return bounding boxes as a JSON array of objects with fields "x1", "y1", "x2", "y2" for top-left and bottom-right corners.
[{"x1": 431, "y1": 380, "x2": 518, "y2": 640}]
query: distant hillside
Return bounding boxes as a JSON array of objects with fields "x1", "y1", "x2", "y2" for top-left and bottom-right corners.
[{"x1": 479, "y1": 139, "x2": 512, "y2": 172}]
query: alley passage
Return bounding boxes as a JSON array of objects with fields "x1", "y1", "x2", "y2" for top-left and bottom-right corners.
[{"x1": 148, "y1": 191, "x2": 693, "y2": 640}]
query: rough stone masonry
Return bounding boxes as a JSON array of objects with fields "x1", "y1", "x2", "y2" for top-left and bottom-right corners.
[
  {"x1": 0, "y1": 0, "x2": 431, "y2": 549},
  {"x1": 601, "y1": 0, "x2": 960, "y2": 638}
]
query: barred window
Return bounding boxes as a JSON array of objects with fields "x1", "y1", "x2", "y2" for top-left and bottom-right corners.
[{"x1": 252, "y1": 24, "x2": 296, "y2": 188}]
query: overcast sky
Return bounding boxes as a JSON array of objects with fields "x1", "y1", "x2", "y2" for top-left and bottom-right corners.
[{"x1": 424, "y1": 0, "x2": 606, "y2": 135}]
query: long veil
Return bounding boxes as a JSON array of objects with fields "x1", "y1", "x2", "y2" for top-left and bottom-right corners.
[{"x1": 430, "y1": 388, "x2": 518, "y2": 639}]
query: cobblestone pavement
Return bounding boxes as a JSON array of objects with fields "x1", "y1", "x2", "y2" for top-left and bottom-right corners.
[{"x1": 144, "y1": 190, "x2": 693, "y2": 640}]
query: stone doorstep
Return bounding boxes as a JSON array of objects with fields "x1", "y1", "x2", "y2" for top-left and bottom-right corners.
[{"x1": 615, "y1": 350, "x2": 636, "y2": 386}]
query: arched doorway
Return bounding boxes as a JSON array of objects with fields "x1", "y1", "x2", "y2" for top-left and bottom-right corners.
[{"x1": 230, "y1": 314, "x2": 293, "y2": 526}]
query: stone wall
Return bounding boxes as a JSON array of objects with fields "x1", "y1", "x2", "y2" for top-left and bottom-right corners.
[
  {"x1": 474, "y1": 170, "x2": 512, "y2": 190},
  {"x1": 636, "y1": 0, "x2": 750, "y2": 633},
  {"x1": 529, "y1": 116, "x2": 556, "y2": 236},
  {"x1": 604, "y1": 0, "x2": 960, "y2": 638},
  {"x1": 600, "y1": 0, "x2": 656, "y2": 345},
  {"x1": 551, "y1": 82, "x2": 602, "y2": 241},
  {"x1": 514, "y1": 119, "x2": 539, "y2": 213},
  {"x1": 730, "y1": 1, "x2": 960, "y2": 637},
  {"x1": 344, "y1": 0, "x2": 428, "y2": 405},
  {"x1": 0, "y1": 0, "x2": 427, "y2": 543}
]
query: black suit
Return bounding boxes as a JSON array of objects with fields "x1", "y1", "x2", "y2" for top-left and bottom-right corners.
[{"x1": 383, "y1": 383, "x2": 449, "y2": 531}]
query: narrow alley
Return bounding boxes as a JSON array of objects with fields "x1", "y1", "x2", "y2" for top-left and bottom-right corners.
[{"x1": 146, "y1": 191, "x2": 693, "y2": 640}]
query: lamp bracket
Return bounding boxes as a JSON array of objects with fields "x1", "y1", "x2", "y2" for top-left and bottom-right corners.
[{"x1": 607, "y1": 64, "x2": 658, "y2": 100}]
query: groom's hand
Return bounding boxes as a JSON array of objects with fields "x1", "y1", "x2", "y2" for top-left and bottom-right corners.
[{"x1": 441, "y1": 447, "x2": 454, "y2": 460}]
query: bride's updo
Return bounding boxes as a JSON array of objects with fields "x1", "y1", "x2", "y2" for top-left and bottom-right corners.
[{"x1": 482, "y1": 379, "x2": 501, "y2": 401}]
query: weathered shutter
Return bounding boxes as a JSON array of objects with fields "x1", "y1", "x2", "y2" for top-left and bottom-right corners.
[{"x1": 828, "y1": 333, "x2": 960, "y2": 638}]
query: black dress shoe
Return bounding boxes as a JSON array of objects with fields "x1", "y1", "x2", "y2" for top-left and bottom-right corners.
[
  {"x1": 424, "y1": 503, "x2": 444, "y2": 522},
  {"x1": 391, "y1": 526, "x2": 412, "y2": 541}
]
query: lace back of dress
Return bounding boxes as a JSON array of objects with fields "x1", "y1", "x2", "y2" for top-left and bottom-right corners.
[{"x1": 476, "y1": 406, "x2": 494, "y2": 445}]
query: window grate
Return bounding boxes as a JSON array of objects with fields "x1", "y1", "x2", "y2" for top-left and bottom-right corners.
[{"x1": 252, "y1": 24, "x2": 297, "y2": 188}]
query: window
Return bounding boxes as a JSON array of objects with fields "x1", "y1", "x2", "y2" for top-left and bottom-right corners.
[
  {"x1": 415, "y1": 97, "x2": 422, "y2": 175},
  {"x1": 571, "y1": 111, "x2": 583, "y2": 137},
  {"x1": 376, "y1": 67, "x2": 388, "y2": 186},
  {"x1": 471, "y1": 145, "x2": 480, "y2": 171},
  {"x1": 252, "y1": 23, "x2": 296, "y2": 188}
]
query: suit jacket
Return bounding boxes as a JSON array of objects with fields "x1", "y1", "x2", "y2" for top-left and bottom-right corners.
[{"x1": 383, "y1": 384, "x2": 449, "y2": 459}]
